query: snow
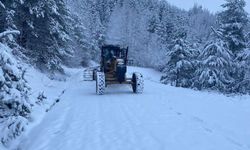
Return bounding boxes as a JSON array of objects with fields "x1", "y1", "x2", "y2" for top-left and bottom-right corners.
[
  {"x1": 3, "y1": 65, "x2": 75, "y2": 149},
  {"x1": 11, "y1": 67, "x2": 250, "y2": 150},
  {"x1": 0, "y1": 30, "x2": 20, "y2": 39},
  {"x1": 0, "y1": 1, "x2": 5, "y2": 9}
]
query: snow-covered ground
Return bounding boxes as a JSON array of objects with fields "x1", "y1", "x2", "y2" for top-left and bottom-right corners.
[{"x1": 13, "y1": 67, "x2": 250, "y2": 150}]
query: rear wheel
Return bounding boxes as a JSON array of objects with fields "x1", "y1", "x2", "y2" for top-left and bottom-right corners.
[
  {"x1": 132, "y1": 73, "x2": 144, "y2": 93},
  {"x1": 96, "y1": 72, "x2": 105, "y2": 95}
]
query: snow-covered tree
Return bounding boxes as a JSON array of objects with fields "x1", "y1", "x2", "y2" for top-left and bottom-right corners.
[
  {"x1": 0, "y1": 0, "x2": 22, "y2": 46},
  {"x1": 218, "y1": 0, "x2": 248, "y2": 55},
  {"x1": 14, "y1": 0, "x2": 73, "y2": 73},
  {"x1": 64, "y1": 14, "x2": 91, "y2": 67},
  {"x1": 155, "y1": 2, "x2": 188, "y2": 46},
  {"x1": 233, "y1": 32, "x2": 250, "y2": 93},
  {"x1": 67, "y1": 0, "x2": 110, "y2": 61},
  {"x1": 161, "y1": 38, "x2": 194, "y2": 87},
  {"x1": 0, "y1": 42, "x2": 31, "y2": 146},
  {"x1": 246, "y1": 32, "x2": 250, "y2": 48},
  {"x1": 187, "y1": 4, "x2": 216, "y2": 45},
  {"x1": 233, "y1": 48, "x2": 250, "y2": 94},
  {"x1": 193, "y1": 38, "x2": 234, "y2": 92},
  {"x1": 0, "y1": 3, "x2": 34, "y2": 146}
]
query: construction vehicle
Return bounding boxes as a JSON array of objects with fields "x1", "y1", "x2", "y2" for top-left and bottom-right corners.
[{"x1": 94, "y1": 44, "x2": 144, "y2": 95}]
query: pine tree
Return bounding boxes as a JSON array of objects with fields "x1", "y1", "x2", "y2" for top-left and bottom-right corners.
[
  {"x1": 65, "y1": 14, "x2": 91, "y2": 67},
  {"x1": 155, "y1": 2, "x2": 188, "y2": 46},
  {"x1": 193, "y1": 38, "x2": 234, "y2": 92},
  {"x1": 0, "y1": 42, "x2": 31, "y2": 146},
  {"x1": 15, "y1": 0, "x2": 72, "y2": 73},
  {"x1": 233, "y1": 32, "x2": 250, "y2": 93},
  {"x1": 246, "y1": 32, "x2": 250, "y2": 48},
  {"x1": 161, "y1": 38, "x2": 194, "y2": 87},
  {"x1": 0, "y1": 0, "x2": 15, "y2": 31},
  {"x1": 0, "y1": 0, "x2": 22, "y2": 45},
  {"x1": 0, "y1": 2, "x2": 33, "y2": 146},
  {"x1": 218, "y1": 0, "x2": 248, "y2": 55},
  {"x1": 234, "y1": 48, "x2": 250, "y2": 94},
  {"x1": 0, "y1": 1, "x2": 6, "y2": 33},
  {"x1": 187, "y1": 4, "x2": 216, "y2": 45}
]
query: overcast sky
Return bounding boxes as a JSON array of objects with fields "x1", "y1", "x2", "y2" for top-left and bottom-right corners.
[{"x1": 166, "y1": 0, "x2": 250, "y2": 13}]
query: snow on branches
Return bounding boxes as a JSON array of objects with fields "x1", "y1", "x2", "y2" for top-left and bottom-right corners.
[
  {"x1": 0, "y1": 1, "x2": 5, "y2": 9},
  {"x1": 0, "y1": 30, "x2": 20, "y2": 39},
  {"x1": 194, "y1": 39, "x2": 234, "y2": 92},
  {"x1": 0, "y1": 43, "x2": 31, "y2": 146},
  {"x1": 161, "y1": 38, "x2": 195, "y2": 88}
]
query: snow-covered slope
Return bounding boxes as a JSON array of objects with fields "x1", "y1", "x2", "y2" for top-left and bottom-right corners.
[{"x1": 16, "y1": 67, "x2": 250, "y2": 150}]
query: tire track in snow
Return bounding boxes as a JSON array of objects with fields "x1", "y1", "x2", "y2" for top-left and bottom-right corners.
[
  {"x1": 167, "y1": 106, "x2": 248, "y2": 150},
  {"x1": 98, "y1": 98, "x2": 139, "y2": 150},
  {"x1": 119, "y1": 101, "x2": 165, "y2": 150}
]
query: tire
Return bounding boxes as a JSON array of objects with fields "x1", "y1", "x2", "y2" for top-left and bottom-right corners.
[
  {"x1": 96, "y1": 72, "x2": 105, "y2": 95},
  {"x1": 132, "y1": 73, "x2": 144, "y2": 94}
]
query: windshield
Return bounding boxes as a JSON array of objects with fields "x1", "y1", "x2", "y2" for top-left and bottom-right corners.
[
  {"x1": 103, "y1": 47, "x2": 126, "y2": 60},
  {"x1": 103, "y1": 49, "x2": 115, "y2": 61}
]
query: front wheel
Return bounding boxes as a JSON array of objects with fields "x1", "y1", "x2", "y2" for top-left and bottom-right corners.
[
  {"x1": 132, "y1": 73, "x2": 144, "y2": 94},
  {"x1": 96, "y1": 72, "x2": 105, "y2": 95}
]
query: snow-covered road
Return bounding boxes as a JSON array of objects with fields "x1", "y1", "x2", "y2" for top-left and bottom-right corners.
[{"x1": 18, "y1": 67, "x2": 250, "y2": 150}]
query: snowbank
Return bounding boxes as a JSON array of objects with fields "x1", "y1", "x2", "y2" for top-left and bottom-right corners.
[{"x1": 6, "y1": 65, "x2": 71, "y2": 149}]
